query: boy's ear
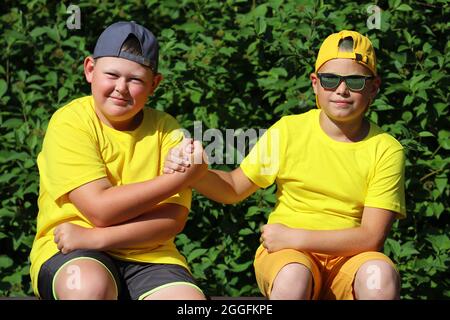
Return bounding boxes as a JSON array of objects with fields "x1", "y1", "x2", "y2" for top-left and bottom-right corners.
[
  {"x1": 310, "y1": 73, "x2": 319, "y2": 95},
  {"x1": 149, "y1": 73, "x2": 163, "y2": 95},
  {"x1": 84, "y1": 56, "x2": 95, "y2": 83},
  {"x1": 370, "y1": 76, "x2": 381, "y2": 99}
]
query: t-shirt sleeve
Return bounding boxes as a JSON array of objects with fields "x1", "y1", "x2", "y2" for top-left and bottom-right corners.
[
  {"x1": 240, "y1": 120, "x2": 285, "y2": 188},
  {"x1": 157, "y1": 114, "x2": 192, "y2": 210},
  {"x1": 38, "y1": 112, "x2": 107, "y2": 201},
  {"x1": 365, "y1": 148, "x2": 406, "y2": 218}
]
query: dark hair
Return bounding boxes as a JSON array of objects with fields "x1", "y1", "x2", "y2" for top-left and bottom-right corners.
[
  {"x1": 120, "y1": 35, "x2": 143, "y2": 56},
  {"x1": 338, "y1": 37, "x2": 353, "y2": 52}
]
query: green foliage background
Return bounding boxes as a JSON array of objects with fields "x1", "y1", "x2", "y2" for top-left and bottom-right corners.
[{"x1": 0, "y1": 0, "x2": 448, "y2": 299}]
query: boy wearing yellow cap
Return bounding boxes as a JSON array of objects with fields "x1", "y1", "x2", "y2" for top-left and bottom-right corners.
[{"x1": 165, "y1": 30, "x2": 405, "y2": 299}]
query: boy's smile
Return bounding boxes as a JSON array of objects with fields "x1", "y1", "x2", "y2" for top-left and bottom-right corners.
[{"x1": 84, "y1": 56, "x2": 162, "y2": 131}]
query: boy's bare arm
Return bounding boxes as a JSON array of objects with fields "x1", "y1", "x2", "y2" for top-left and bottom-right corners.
[
  {"x1": 69, "y1": 143, "x2": 207, "y2": 227},
  {"x1": 261, "y1": 206, "x2": 395, "y2": 256},
  {"x1": 54, "y1": 203, "x2": 188, "y2": 253},
  {"x1": 164, "y1": 139, "x2": 260, "y2": 204},
  {"x1": 192, "y1": 168, "x2": 260, "y2": 204}
]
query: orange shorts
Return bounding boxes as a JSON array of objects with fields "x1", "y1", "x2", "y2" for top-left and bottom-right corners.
[{"x1": 253, "y1": 245, "x2": 398, "y2": 300}]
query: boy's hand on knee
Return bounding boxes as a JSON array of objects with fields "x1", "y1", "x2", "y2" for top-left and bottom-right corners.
[
  {"x1": 260, "y1": 223, "x2": 299, "y2": 253},
  {"x1": 163, "y1": 138, "x2": 193, "y2": 174},
  {"x1": 54, "y1": 223, "x2": 101, "y2": 254}
]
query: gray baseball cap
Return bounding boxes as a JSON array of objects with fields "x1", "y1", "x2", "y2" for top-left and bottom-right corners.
[{"x1": 92, "y1": 21, "x2": 159, "y2": 72}]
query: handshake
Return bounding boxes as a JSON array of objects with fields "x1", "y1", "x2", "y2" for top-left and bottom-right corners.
[{"x1": 163, "y1": 138, "x2": 209, "y2": 184}]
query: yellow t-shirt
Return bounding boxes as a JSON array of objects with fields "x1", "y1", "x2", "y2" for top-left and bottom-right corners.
[
  {"x1": 240, "y1": 109, "x2": 406, "y2": 231},
  {"x1": 29, "y1": 95, "x2": 191, "y2": 296}
]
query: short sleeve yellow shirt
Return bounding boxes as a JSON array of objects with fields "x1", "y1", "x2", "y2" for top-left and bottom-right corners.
[
  {"x1": 240, "y1": 109, "x2": 406, "y2": 231},
  {"x1": 30, "y1": 96, "x2": 191, "y2": 295}
]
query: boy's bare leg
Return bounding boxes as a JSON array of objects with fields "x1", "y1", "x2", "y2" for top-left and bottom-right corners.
[
  {"x1": 143, "y1": 284, "x2": 205, "y2": 300},
  {"x1": 54, "y1": 259, "x2": 117, "y2": 299},
  {"x1": 270, "y1": 263, "x2": 313, "y2": 300},
  {"x1": 353, "y1": 260, "x2": 400, "y2": 300}
]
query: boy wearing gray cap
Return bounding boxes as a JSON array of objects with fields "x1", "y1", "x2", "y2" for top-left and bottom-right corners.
[{"x1": 29, "y1": 21, "x2": 207, "y2": 300}]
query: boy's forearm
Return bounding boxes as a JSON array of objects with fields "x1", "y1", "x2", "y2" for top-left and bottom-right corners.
[
  {"x1": 92, "y1": 172, "x2": 191, "y2": 227},
  {"x1": 293, "y1": 227, "x2": 383, "y2": 256},
  {"x1": 191, "y1": 170, "x2": 241, "y2": 204},
  {"x1": 93, "y1": 203, "x2": 188, "y2": 250}
]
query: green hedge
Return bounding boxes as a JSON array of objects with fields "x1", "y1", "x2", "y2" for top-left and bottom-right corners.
[{"x1": 0, "y1": 0, "x2": 448, "y2": 299}]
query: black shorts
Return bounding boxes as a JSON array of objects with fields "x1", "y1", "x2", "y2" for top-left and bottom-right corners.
[{"x1": 37, "y1": 249, "x2": 202, "y2": 300}]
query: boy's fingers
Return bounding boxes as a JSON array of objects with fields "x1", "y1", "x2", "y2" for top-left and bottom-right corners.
[
  {"x1": 163, "y1": 168, "x2": 174, "y2": 174},
  {"x1": 171, "y1": 146, "x2": 182, "y2": 158},
  {"x1": 191, "y1": 140, "x2": 204, "y2": 165},
  {"x1": 185, "y1": 142, "x2": 194, "y2": 154},
  {"x1": 168, "y1": 154, "x2": 190, "y2": 167},
  {"x1": 165, "y1": 154, "x2": 190, "y2": 172},
  {"x1": 179, "y1": 138, "x2": 193, "y2": 155}
]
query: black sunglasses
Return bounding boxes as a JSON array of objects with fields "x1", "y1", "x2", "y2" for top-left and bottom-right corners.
[{"x1": 317, "y1": 73, "x2": 375, "y2": 92}]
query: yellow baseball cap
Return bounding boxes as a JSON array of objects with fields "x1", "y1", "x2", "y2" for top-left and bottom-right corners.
[{"x1": 315, "y1": 30, "x2": 377, "y2": 76}]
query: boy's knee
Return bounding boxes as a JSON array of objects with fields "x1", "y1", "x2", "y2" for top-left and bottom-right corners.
[
  {"x1": 143, "y1": 285, "x2": 205, "y2": 300},
  {"x1": 270, "y1": 263, "x2": 313, "y2": 300},
  {"x1": 54, "y1": 259, "x2": 117, "y2": 300},
  {"x1": 354, "y1": 260, "x2": 400, "y2": 300}
]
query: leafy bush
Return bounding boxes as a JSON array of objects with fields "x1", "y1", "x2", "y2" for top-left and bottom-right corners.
[{"x1": 0, "y1": 0, "x2": 448, "y2": 298}]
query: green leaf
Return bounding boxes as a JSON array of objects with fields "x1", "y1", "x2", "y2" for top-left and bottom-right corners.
[
  {"x1": 0, "y1": 256, "x2": 13, "y2": 269},
  {"x1": 0, "y1": 79, "x2": 7, "y2": 98},
  {"x1": 385, "y1": 238, "x2": 401, "y2": 258},
  {"x1": 187, "y1": 248, "x2": 208, "y2": 262},
  {"x1": 255, "y1": 17, "x2": 267, "y2": 36},
  {"x1": 434, "y1": 175, "x2": 447, "y2": 195},
  {"x1": 1, "y1": 118, "x2": 23, "y2": 129},
  {"x1": 397, "y1": 4, "x2": 413, "y2": 11},
  {"x1": 418, "y1": 131, "x2": 434, "y2": 137},
  {"x1": 253, "y1": 4, "x2": 268, "y2": 17},
  {"x1": 245, "y1": 206, "x2": 262, "y2": 218},
  {"x1": 402, "y1": 111, "x2": 413, "y2": 122},
  {"x1": 58, "y1": 87, "x2": 68, "y2": 102},
  {"x1": 176, "y1": 22, "x2": 205, "y2": 33},
  {"x1": 238, "y1": 228, "x2": 253, "y2": 236},
  {"x1": 426, "y1": 235, "x2": 450, "y2": 253},
  {"x1": 438, "y1": 130, "x2": 450, "y2": 150},
  {"x1": 399, "y1": 241, "x2": 420, "y2": 258}
]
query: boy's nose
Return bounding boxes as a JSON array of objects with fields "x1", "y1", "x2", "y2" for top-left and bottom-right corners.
[
  {"x1": 115, "y1": 78, "x2": 128, "y2": 94},
  {"x1": 335, "y1": 80, "x2": 350, "y2": 96}
]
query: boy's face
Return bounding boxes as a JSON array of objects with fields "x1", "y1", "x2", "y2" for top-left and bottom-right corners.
[
  {"x1": 310, "y1": 58, "x2": 380, "y2": 124},
  {"x1": 84, "y1": 56, "x2": 162, "y2": 130}
]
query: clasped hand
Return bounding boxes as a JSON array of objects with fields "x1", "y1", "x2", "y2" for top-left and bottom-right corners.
[{"x1": 163, "y1": 138, "x2": 208, "y2": 178}]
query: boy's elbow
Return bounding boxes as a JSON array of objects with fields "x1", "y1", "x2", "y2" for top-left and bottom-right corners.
[
  {"x1": 82, "y1": 203, "x2": 112, "y2": 228},
  {"x1": 217, "y1": 190, "x2": 245, "y2": 204},
  {"x1": 85, "y1": 212, "x2": 109, "y2": 228},
  {"x1": 172, "y1": 209, "x2": 189, "y2": 233},
  {"x1": 175, "y1": 219, "x2": 187, "y2": 234},
  {"x1": 366, "y1": 236, "x2": 386, "y2": 252},
  {"x1": 89, "y1": 216, "x2": 110, "y2": 228}
]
